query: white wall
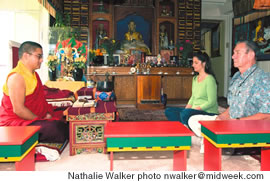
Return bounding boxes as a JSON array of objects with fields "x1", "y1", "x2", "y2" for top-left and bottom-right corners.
[
  {"x1": 202, "y1": 0, "x2": 233, "y2": 97},
  {"x1": 0, "y1": 12, "x2": 14, "y2": 85},
  {"x1": 258, "y1": 61, "x2": 270, "y2": 72},
  {"x1": 0, "y1": 0, "x2": 50, "y2": 100}
]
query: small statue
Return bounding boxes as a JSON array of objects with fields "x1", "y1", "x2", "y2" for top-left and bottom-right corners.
[
  {"x1": 135, "y1": 63, "x2": 140, "y2": 74},
  {"x1": 161, "y1": 6, "x2": 170, "y2": 16},
  {"x1": 157, "y1": 54, "x2": 162, "y2": 66},
  {"x1": 168, "y1": 40, "x2": 175, "y2": 50},
  {"x1": 97, "y1": 0, "x2": 106, "y2": 12},
  {"x1": 95, "y1": 23, "x2": 107, "y2": 49},
  {"x1": 58, "y1": 47, "x2": 77, "y2": 77},
  {"x1": 254, "y1": 20, "x2": 266, "y2": 45},
  {"x1": 146, "y1": 63, "x2": 151, "y2": 74},
  {"x1": 159, "y1": 25, "x2": 169, "y2": 50}
]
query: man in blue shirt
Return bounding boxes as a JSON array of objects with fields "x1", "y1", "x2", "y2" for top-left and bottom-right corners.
[
  {"x1": 216, "y1": 40, "x2": 270, "y2": 120},
  {"x1": 188, "y1": 40, "x2": 270, "y2": 153}
]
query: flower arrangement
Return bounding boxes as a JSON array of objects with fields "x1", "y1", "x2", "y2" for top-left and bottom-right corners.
[
  {"x1": 100, "y1": 37, "x2": 120, "y2": 64},
  {"x1": 176, "y1": 40, "x2": 193, "y2": 59},
  {"x1": 73, "y1": 56, "x2": 87, "y2": 69},
  {"x1": 100, "y1": 37, "x2": 120, "y2": 55},
  {"x1": 89, "y1": 49, "x2": 96, "y2": 59},
  {"x1": 88, "y1": 49, "x2": 96, "y2": 65},
  {"x1": 88, "y1": 49, "x2": 104, "y2": 65},
  {"x1": 89, "y1": 49, "x2": 103, "y2": 60},
  {"x1": 175, "y1": 40, "x2": 193, "y2": 67},
  {"x1": 95, "y1": 49, "x2": 103, "y2": 56},
  {"x1": 46, "y1": 55, "x2": 59, "y2": 71}
]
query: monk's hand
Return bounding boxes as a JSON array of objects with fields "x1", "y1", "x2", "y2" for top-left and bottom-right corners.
[{"x1": 44, "y1": 113, "x2": 52, "y2": 119}]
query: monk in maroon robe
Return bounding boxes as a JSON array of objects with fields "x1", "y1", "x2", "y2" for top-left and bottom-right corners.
[{"x1": 0, "y1": 41, "x2": 68, "y2": 143}]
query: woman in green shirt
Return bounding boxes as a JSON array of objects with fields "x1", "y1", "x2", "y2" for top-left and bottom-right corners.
[{"x1": 165, "y1": 51, "x2": 218, "y2": 126}]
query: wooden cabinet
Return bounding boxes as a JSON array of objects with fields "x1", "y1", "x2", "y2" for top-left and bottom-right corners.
[
  {"x1": 137, "y1": 75, "x2": 163, "y2": 109},
  {"x1": 114, "y1": 75, "x2": 136, "y2": 105},
  {"x1": 162, "y1": 75, "x2": 192, "y2": 104},
  {"x1": 86, "y1": 66, "x2": 193, "y2": 107}
]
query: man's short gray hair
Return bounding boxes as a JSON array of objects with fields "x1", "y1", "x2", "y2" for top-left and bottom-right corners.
[{"x1": 237, "y1": 40, "x2": 260, "y2": 59}]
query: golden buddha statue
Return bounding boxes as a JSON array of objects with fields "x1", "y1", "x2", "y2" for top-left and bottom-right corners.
[
  {"x1": 254, "y1": 20, "x2": 266, "y2": 45},
  {"x1": 59, "y1": 47, "x2": 77, "y2": 77},
  {"x1": 121, "y1": 20, "x2": 151, "y2": 55},
  {"x1": 124, "y1": 21, "x2": 143, "y2": 41}
]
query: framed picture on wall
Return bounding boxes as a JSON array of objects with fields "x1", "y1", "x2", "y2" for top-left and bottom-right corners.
[
  {"x1": 234, "y1": 16, "x2": 270, "y2": 61},
  {"x1": 119, "y1": 53, "x2": 126, "y2": 65},
  {"x1": 211, "y1": 24, "x2": 220, "y2": 57},
  {"x1": 160, "y1": 50, "x2": 174, "y2": 64},
  {"x1": 103, "y1": 54, "x2": 120, "y2": 65},
  {"x1": 145, "y1": 55, "x2": 157, "y2": 64},
  {"x1": 130, "y1": 49, "x2": 143, "y2": 63}
]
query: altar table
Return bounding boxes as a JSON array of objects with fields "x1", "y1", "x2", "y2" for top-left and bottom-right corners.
[
  {"x1": 45, "y1": 81, "x2": 85, "y2": 93},
  {"x1": 0, "y1": 126, "x2": 40, "y2": 171},
  {"x1": 200, "y1": 120, "x2": 270, "y2": 171},
  {"x1": 104, "y1": 121, "x2": 193, "y2": 171}
]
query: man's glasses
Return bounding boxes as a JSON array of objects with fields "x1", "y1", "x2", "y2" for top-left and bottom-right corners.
[{"x1": 28, "y1": 53, "x2": 43, "y2": 59}]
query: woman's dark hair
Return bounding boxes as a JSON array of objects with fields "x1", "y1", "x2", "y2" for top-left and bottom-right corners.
[
  {"x1": 192, "y1": 51, "x2": 218, "y2": 85},
  {"x1": 18, "y1": 41, "x2": 42, "y2": 59}
]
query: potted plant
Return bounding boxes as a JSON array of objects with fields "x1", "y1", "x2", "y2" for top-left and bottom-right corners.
[
  {"x1": 100, "y1": 37, "x2": 120, "y2": 65},
  {"x1": 46, "y1": 55, "x2": 59, "y2": 81},
  {"x1": 175, "y1": 40, "x2": 193, "y2": 67},
  {"x1": 72, "y1": 56, "x2": 86, "y2": 81}
]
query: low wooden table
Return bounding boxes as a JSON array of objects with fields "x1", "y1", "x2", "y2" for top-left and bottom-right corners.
[
  {"x1": 200, "y1": 120, "x2": 270, "y2": 171},
  {"x1": 104, "y1": 121, "x2": 193, "y2": 171},
  {"x1": 0, "y1": 126, "x2": 40, "y2": 171}
]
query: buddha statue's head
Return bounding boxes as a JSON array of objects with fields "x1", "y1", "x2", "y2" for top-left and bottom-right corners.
[{"x1": 128, "y1": 21, "x2": 136, "y2": 33}]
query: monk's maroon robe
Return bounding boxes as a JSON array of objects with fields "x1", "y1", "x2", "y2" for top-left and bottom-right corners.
[{"x1": 0, "y1": 73, "x2": 57, "y2": 126}]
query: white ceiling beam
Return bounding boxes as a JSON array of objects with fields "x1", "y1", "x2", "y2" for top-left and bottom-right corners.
[{"x1": 202, "y1": 0, "x2": 227, "y2": 5}]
